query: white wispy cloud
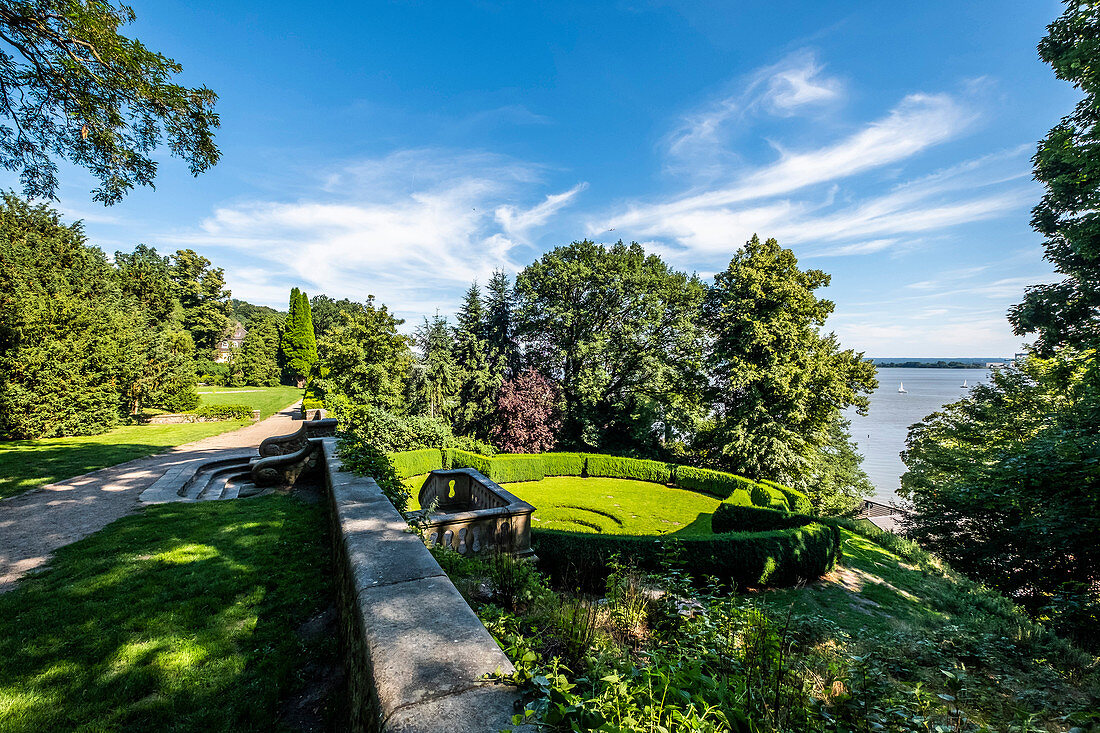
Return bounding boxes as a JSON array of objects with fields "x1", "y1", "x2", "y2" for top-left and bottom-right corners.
[{"x1": 495, "y1": 182, "x2": 588, "y2": 240}]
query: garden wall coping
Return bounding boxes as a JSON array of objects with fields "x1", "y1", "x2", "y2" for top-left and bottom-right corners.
[{"x1": 320, "y1": 438, "x2": 530, "y2": 733}]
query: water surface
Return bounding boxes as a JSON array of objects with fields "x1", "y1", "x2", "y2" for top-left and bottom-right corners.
[{"x1": 845, "y1": 367, "x2": 991, "y2": 504}]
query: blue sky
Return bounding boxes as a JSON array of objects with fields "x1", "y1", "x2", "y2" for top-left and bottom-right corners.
[{"x1": 16, "y1": 0, "x2": 1079, "y2": 356}]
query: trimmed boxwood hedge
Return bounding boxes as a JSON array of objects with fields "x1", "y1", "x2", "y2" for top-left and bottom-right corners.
[
  {"x1": 672, "y1": 465, "x2": 757, "y2": 499},
  {"x1": 483, "y1": 454, "x2": 546, "y2": 483},
  {"x1": 389, "y1": 448, "x2": 443, "y2": 480},
  {"x1": 761, "y1": 479, "x2": 813, "y2": 514},
  {"x1": 446, "y1": 449, "x2": 492, "y2": 476},
  {"x1": 540, "y1": 452, "x2": 587, "y2": 477},
  {"x1": 586, "y1": 454, "x2": 672, "y2": 483},
  {"x1": 712, "y1": 503, "x2": 811, "y2": 533},
  {"x1": 751, "y1": 482, "x2": 790, "y2": 510},
  {"x1": 532, "y1": 522, "x2": 840, "y2": 590}
]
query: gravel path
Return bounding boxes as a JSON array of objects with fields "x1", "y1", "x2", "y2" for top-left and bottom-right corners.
[{"x1": 0, "y1": 403, "x2": 302, "y2": 593}]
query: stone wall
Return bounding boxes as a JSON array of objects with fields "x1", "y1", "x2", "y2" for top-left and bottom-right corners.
[
  {"x1": 320, "y1": 438, "x2": 530, "y2": 733},
  {"x1": 145, "y1": 409, "x2": 260, "y2": 425}
]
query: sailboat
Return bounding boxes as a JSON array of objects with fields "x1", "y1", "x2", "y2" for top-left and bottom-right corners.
[
  {"x1": 898, "y1": 382, "x2": 908, "y2": 394},
  {"x1": 961, "y1": 379, "x2": 968, "y2": 388}
]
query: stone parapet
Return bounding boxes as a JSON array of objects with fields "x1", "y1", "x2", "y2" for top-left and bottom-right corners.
[{"x1": 320, "y1": 438, "x2": 529, "y2": 733}]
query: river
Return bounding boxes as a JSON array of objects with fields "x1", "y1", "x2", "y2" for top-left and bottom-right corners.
[{"x1": 845, "y1": 367, "x2": 992, "y2": 505}]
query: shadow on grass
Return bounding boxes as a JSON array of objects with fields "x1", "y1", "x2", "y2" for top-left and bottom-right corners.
[
  {"x1": 0, "y1": 496, "x2": 337, "y2": 732},
  {"x1": 668, "y1": 512, "x2": 714, "y2": 538},
  {"x1": 0, "y1": 442, "x2": 174, "y2": 500}
]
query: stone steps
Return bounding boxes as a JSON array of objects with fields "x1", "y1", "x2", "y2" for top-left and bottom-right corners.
[{"x1": 139, "y1": 449, "x2": 257, "y2": 504}]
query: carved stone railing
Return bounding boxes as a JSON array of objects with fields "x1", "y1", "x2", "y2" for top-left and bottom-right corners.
[
  {"x1": 251, "y1": 439, "x2": 323, "y2": 487},
  {"x1": 408, "y1": 468, "x2": 535, "y2": 557},
  {"x1": 258, "y1": 418, "x2": 338, "y2": 458}
]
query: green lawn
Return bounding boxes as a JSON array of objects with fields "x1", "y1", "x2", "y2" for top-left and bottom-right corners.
[
  {"x1": 0, "y1": 495, "x2": 339, "y2": 732},
  {"x1": 0, "y1": 386, "x2": 302, "y2": 500},
  {"x1": 404, "y1": 474, "x2": 720, "y2": 536}
]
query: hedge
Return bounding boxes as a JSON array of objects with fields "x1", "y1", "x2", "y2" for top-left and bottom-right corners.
[
  {"x1": 191, "y1": 404, "x2": 253, "y2": 420},
  {"x1": 540, "y1": 452, "x2": 587, "y2": 477},
  {"x1": 751, "y1": 482, "x2": 790, "y2": 510},
  {"x1": 673, "y1": 465, "x2": 757, "y2": 499},
  {"x1": 446, "y1": 449, "x2": 492, "y2": 476},
  {"x1": 389, "y1": 448, "x2": 443, "y2": 479},
  {"x1": 302, "y1": 397, "x2": 324, "y2": 411},
  {"x1": 711, "y1": 503, "x2": 811, "y2": 534},
  {"x1": 586, "y1": 455, "x2": 672, "y2": 483},
  {"x1": 761, "y1": 479, "x2": 813, "y2": 514},
  {"x1": 483, "y1": 454, "x2": 546, "y2": 483},
  {"x1": 532, "y1": 522, "x2": 840, "y2": 590}
]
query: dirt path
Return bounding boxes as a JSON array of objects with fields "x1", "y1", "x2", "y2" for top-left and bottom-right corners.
[{"x1": 0, "y1": 403, "x2": 303, "y2": 593}]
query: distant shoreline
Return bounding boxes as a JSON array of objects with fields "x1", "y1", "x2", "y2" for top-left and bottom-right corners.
[{"x1": 873, "y1": 362, "x2": 994, "y2": 369}]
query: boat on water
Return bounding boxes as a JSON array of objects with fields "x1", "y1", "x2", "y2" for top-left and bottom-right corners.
[
  {"x1": 961, "y1": 379, "x2": 968, "y2": 388},
  {"x1": 898, "y1": 382, "x2": 908, "y2": 394}
]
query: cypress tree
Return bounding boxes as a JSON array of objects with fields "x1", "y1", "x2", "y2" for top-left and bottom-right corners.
[
  {"x1": 280, "y1": 287, "x2": 318, "y2": 387},
  {"x1": 453, "y1": 283, "x2": 498, "y2": 440}
]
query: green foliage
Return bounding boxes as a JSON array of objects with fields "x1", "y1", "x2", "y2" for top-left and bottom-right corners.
[
  {"x1": 408, "y1": 313, "x2": 457, "y2": 419},
  {"x1": 312, "y1": 295, "x2": 410, "y2": 412},
  {"x1": 279, "y1": 287, "x2": 318, "y2": 386},
  {"x1": 308, "y1": 294, "x2": 361, "y2": 340},
  {"x1": 586, "y1": 454, "x2": 672, "y2": 483},
  {"x1": 0, "y1": 1, "x2": 219, "y2": 204},
  {"x1": 334, "y1": 403, "x2": 481, "y2": 455},
  {"x1": 452, "y1": 282, "x2": 500, "y2": 441},
  {"x1": 446, "y1": 448, "x2": 493, "y2": 476},
  {"x1": 532, "y1": 522, "x2": 840, "y2": 590},
  {"x1": 234, "y1": 315, "x2": 280, "y2": 387},
  {"x1": 482, "y1": 454, "x2": 546, "y2": 483},
  {"x1": 169, "y1": 249, "x2": 231, "y2": 356},
  {"x1": 191, "y1": 403, "x2": 253, "y2": 420},
  {"x1": 388, "y1": 448, "x2": 443, "y2": 480},
  {"x1": 673, "y1": 464, "x2": 757, "y2": 499},
  {"x1": 1008, "y1": 1, "x2": 1100, "y2": 352},
  {"x1": 750, "y1": 482, "x2": 788, "y2": 510},
  {"x1": 901, "y1": 350, "x2": 1100, "y2": 649},
  {"x1": 712, "y1": 503, "x2": 810, "y2": 533},
  {"x1": 336, "y1": 433, "x2": 409, "y2": 512},
  {"x1": 539, "y1": 452, "x2": 587, "y2": 476},
  {"x1": 760, "y1": 479, "x2": 813, "y2": 515},
  {"x1": 515, "y1": 240, "x2": 706, "y2": 452},
  {"x1": 698, "y1": 235, "x2": 877, "y2": 490},
  {"x1": 801, "y1": 416, "x2": 874, "y2": 514},
  {"x1": 301, "y1": 397, "x2": 323, "y2": 411},
  {"x1": 484, "y1": 268, "x2": 520, "y2": 383}
]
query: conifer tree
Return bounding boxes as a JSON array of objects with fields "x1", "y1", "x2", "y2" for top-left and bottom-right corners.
[
  {"x1": 280, "y1": 287, "x2": 318, "y2": 387},
  {"x1": 484, "y1": 270, "x2": 520, "y2": 382},
  {"x1": 453, "y1": 283, "x2": 498, "y2": 440}
]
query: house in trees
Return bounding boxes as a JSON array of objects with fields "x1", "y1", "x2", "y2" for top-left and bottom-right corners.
[{"x1": 215, "y1": 322, "x2": 247, "y2": 363}]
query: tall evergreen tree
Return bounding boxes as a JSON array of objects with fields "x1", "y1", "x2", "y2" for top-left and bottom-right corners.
[
  {"x1": 453, "y1": 283, "x2": 498, "y2": 440},
  {"x1": 699, "y1": 235, "x2": 877, "y2": 487},
  {"x1": 410, "y1": 314, "x2": 457, "y2": 419},
  {"x1": 280, "y1": 287, "x2": 318, "y2": 387},
  {"x1": 235, "y1": 314, "x2": 281, "y2": 387},
  {"x1": 168, "y1": 248, "x2": 231, "y2": 356},
  {"x1": 484, "y1": 269, "x2": 520, "y2": 382}
]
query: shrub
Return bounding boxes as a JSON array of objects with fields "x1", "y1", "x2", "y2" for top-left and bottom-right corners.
[
  {"x1": 727, "y1": 488, "x2": 754, "y2": 507},
  {"x1": 673, "y1": 465, "x2": 756, "y2": 499},
  {"x1": 540, "y1": 452, "x2": 587, "y2": 477},
  {"x1": 191, "y1": 403, "x2": 253, "y2": 419},
  {"x1": 761, "y1": 479, "x2": 813, "y2": 515},
  {"x1": 532, "y1": 522, "x2": 840, "y2": 590},
  {"x1": 388, "y1": 448, "x2": 443, "y2": 479},
  {"x1": 586, "y1": 455, "x2": 672, "y2": 483},
  {"x1": 486, "y1": 454, "x2": 546, "y2": 483},
  {"x1": 336, "y1": 433, "x2": 409, "y2": 512},
  {"x1": 447, "y1": 449, "x2": 492, "y2": 476},
  {"x1": 302, "y1": 397, "x2": 324, "y2": 411},
  {"x1": 712, "y1": 503, "x2": 810, "y2": 534},
  {"x1": 751, "y1": 482, "x2": 789, "y2": 510}
]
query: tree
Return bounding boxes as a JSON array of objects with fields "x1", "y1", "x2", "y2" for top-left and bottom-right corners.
[
  {"x1": 900, "y1": 351, "x2": 1100, "y2": 648},
  {"x1": 698, "y1": 235, "x2": 877, "y2": 488},
  {"x1": 453, "y1": 283, "x2": 499, "y2": 440},
  {"x1": 115, "y1": 244, "x2": 174, "y2": 322},
  {"x1": 127, "y1": 326, "x2": 197, "y2": 413},
  {"x1": 490, "y1": 368, "x2": 560, "y2": 453},
  {"x1": 235, "y1": 314, "x2": 281, "y2": 387},
  {"x1": 279, "y1": 287, "x2": 317, "y2": 387},
  {"x1": 409, "y1": 313, "x2": 457, "y2": 419},
  {"x1": 484, "y1": 269, "x2": 520, "y2": 381},
  {"x1": 0, "y1": 0, "x2": 219, "y2": 203},
  {"x1": 169, "y1": 249, "x2": 231, "y2": 356},
  {"x1": 309, "y1": 294, "x2": 362, "y2": 340},
  {"x1": 1008, "y1": 2, "x2": 1100, "y2": 353},
  {"x1": 0, "y1": 195, "x2": 138, "y2": 437},
  {"x1": 515, "y1": 240, "x2": 705, "y2": 453},
  {"x1": 312, "y1": 295, "x2": 411, "y2": 412}
]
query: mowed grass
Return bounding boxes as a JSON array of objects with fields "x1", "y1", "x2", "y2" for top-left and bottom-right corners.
[
  {"x1": 0, "y1": 386, "x2": 302, "y2": 500},
  {"x1": 403, "y1": 474, "x2": 719, "y2": 536},
  {"x1": 0, "y1": 495, "x2": 337, "y2": 732}
]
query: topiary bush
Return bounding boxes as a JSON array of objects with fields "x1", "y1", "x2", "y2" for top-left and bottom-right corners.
[
  {"x1": 712, "y1": 503, "x2": 810, "y2": 533},
  {"x1": 586, "y1": 455, "x2": 672, "y2": 483},
  {"x1": 532, "y1": 522, "x2": 840, "y2": 591},
  {"x1": 540, "y1": 452, "x2": 587, "y2": 477},
  {"x1": 751, "y1": 482, "x2": 789, "y2": 510},
  {"x1": 673, "y1": 465, "x2": 757, "y2": 499},
  {"x1": 761, "y1": 479, "x2": 813, "y2": 515},
  {"x1": 389, "y1": 448, "x2": 443, "y2": 479}
]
